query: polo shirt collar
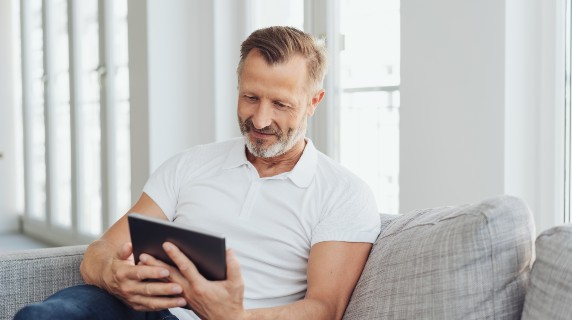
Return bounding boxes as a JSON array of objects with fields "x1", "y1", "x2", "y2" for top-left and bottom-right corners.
[
  {"x1": 222, "y1": 138, "x2": 251, "y2": 169},
  {"x1": 222, "y1": 137, "x2": 318, "y2": 188},
  {"x1": 288, "y1": 138, "x2": 318, "y2": 188}
]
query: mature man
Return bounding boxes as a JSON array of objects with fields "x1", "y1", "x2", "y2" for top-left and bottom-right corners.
[{"x1": 15, "y1": 26, "x2": 380, "y2": 320}]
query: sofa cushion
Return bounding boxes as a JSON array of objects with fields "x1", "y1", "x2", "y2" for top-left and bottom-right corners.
[
  {"x1": 343, "y1": 195, "x2": 535, "y2": 320},
  {"x1": 521, "y1": 225, "x2": 572, "y2": 320}
]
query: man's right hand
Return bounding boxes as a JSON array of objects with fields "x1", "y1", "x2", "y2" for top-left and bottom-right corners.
[
  {"x1": 98, "y1": 242, "x2": 188, "y2": 311},
  {"x1": 80, "y1": 193, "x2": 185, "y2": 311}
]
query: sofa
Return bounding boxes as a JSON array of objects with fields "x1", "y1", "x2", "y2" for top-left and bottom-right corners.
[{"x1": 1, "y1": 195, "x2": 571, "y2": 319}]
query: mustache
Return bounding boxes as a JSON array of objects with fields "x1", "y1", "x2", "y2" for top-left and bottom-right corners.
[{"x1": 242, "y1": 118, "x2": 282, "y2": 136}]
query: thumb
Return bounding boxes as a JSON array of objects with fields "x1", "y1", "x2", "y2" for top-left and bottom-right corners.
[
  {"x1": 226, "y1": 249, "x2": 243, "y2": 284},
  {"x1": 118, "y1": 242, "x2": 133, "y2": 260}
]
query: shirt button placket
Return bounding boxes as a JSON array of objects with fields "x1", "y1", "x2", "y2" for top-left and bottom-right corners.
[{"x1": 239, "y1": 179, "x2": 263, "y2": 218}]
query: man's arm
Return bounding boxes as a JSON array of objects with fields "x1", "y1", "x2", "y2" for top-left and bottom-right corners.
[
  {"x1": 245, "y1": 241, "x2": 371, "y2": 319},
  {"x1": 145, "y1": 240, "x2": 372, "y2": 319},
  {"x1": 80, "y1": 193, "x2": 187, "y2": 311}
]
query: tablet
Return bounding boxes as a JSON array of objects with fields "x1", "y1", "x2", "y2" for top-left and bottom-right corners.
[{"x1": 128, "y1": 213, "x2": 226, "y2": 280}]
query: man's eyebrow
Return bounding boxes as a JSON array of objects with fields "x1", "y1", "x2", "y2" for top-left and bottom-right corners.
[{"x1": 272, "y1": 99, "x2": 291, "y2": 105}]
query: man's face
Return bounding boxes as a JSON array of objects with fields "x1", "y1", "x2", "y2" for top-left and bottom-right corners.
[{"x1": 237, "y1": 50, "x2": 319, "y2": 158}]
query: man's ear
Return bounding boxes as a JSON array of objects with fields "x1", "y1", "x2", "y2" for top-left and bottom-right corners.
[{"x1": 307, "y1": 89, "x2": 325, "y2": 117}]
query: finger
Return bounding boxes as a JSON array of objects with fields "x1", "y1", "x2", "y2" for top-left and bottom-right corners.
[
  {"x1": 163, "y1": 242, "x2": 206, "y2": 284},
  {"x1": 139, "y1": 253, "x2": 191, "y2": 288},
  {"x1": 119, "y1": 242, "x2": 133, "y2": 260},
  {"x1": 139, "y1": 254, "x2": 180, "y2": 280},
  {"x1": 226, "y1": 249, "x2": 243, "y2": 283},
  {"x1": 122, "y1": 264, "x2": 171, "y2": 282},
  {"x1": 129, "y1": 278, "x2": 184, "y2": 297},
  {"x1": 139, "y1": 253, "x2": 171, "y2": 268}
]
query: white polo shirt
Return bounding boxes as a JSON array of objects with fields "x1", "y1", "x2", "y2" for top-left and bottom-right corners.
[{"x1": 143, "y1": 137, "x2": 380, "y2": 319}]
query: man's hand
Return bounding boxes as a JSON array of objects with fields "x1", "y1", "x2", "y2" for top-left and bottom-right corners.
[
  {"x1": 98, "y1": 242, "x2": 188, "y2": 311},
  {"x1": 140, "y1": 242, "x2": 246, "y2": 319},
  {"x1": 79, "y1": 194, "x2": 191, "y2": 312}
]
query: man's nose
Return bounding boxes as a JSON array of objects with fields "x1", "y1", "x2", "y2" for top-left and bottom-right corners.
[{"x1": 251, "y1": 102, "x2": 273, "y2": 129}]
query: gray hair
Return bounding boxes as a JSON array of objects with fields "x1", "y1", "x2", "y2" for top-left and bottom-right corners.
[{"x1": 237, "y1": 26, "x2": 327, "y2": 94}]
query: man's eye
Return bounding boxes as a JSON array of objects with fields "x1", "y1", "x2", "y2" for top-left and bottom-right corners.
[
  {"x1": 245, "y1": 95, "x2": 258, "y2": 102},
  {"x1": 274, "y1": 102, "x2": 287, "y2": 108}
]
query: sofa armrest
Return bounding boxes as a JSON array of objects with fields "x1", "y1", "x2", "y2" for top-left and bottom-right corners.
[{"x1": 0, "y1": 245, "x2": 87, "y2": 320}]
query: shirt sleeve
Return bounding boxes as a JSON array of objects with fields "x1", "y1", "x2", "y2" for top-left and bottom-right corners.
[
  {"x1": 311, "y1": 178, "x2": 381, "y2": 246},
  {"x1": 142, "y1": 152, "x2": 186, "y2": 221}
]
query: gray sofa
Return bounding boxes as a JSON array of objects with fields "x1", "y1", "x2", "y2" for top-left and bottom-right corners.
[{"x1": 1, "y1": 195, "x2": 571, "y2": 319}]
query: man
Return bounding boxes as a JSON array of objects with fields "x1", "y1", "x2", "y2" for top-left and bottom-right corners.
[{"x1": 15, "y1": 26, "x2": 380, "y2": 320}]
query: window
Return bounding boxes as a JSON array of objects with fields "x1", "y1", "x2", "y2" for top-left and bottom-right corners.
[
  {"x1": 19, "y1": 0, "x2": 130, "y2": 244},
  {"x1": 246, "y1": 0, "x2": 304, "y2": 31},
  {"x1": 247, "y1": 0, "x2": 401, "y2": 214},
  {"x1": 338, "y1": 0, "x2": 400, "y2": 213}
]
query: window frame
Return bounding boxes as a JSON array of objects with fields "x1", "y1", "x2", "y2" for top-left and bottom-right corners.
[
  {"x1": 304, "y1": 0, "x2": 342, "y2": 160},
  {"x1": 537, "y1": 0, "x2": 566, "y2": 231},
  {"x1": 565, "y1": 0, "x2": 571, "y2": 223},
  {"x1": 305, "y1": 0, "x2": 401, "y2": 213}
]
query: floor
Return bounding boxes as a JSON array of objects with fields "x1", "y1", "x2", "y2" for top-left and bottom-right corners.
[{"x1": 0, "y1": 232, "x2": 52, "y2": 254}]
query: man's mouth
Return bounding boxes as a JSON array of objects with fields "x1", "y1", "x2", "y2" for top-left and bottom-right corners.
[
  {"x1": 246, "y1": 121, "x2": 279, "y2": 137},
  {"x1": 250, "y1": 129, "x2": 276, "y2": 139},
  {"x1": 240, "y1": 117, "x2": 282, "y2": 141}
]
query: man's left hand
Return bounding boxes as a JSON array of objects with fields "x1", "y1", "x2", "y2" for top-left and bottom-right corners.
[{"x1": 139, "y1": 243, "x2": 246, "y2": 320}]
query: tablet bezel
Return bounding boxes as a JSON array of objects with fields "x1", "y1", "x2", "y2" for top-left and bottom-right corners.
[{"x1": 128, "y1": 213, "x2": 227, "y2": 281}]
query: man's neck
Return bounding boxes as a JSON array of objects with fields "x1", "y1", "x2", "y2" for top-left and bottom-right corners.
[{"x1": 246, "y1": 139, "x2": 306, "y2": 178}]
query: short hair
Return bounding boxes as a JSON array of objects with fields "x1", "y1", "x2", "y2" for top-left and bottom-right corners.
[{"x1": 237, "y1": 26, "x2": 327, "y2": 94}]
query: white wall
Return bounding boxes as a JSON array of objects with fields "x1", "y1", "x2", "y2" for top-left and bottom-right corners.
[
  {"x1": 400, "y1": 0, "x2": 506, "y2": 211},
  {"x1": 0, "y1": 0, "x2": 20, "y2": 233},
  {"x1": 129, "y1": 0, "x2": 212, "y2": 200},
  {"x1": 400, "y1": 0, "x2": 564, "y2": 233},
  {"x1": 128, "y1": 0, "x2": 243, "y2": 202}
]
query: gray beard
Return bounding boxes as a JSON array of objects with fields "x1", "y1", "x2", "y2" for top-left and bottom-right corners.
[{"x1": 239, "y1": 117, "x2": 307, "y2": 158}]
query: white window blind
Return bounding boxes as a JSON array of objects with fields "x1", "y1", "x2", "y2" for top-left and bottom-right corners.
[{"x1": 19, "y1": 0, "x2": 131, "y2": 245}]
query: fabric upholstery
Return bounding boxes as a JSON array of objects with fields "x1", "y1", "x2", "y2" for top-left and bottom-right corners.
[
  {"x1": 0, "y1": 245, "x2": 86, "y2": 319},
  {"x1": 0, "y1": 197, "x2": 548, "y2": 320},
  {"x1": 0, "y1": 215, "x2": 399, "y2": 320},
  {"x1": 521, "y1": 225, "x2": 572, "y2": 320},
  {"x1": 343, "y1": 195, "x2": 535, "y2": 320},
  {"x1": 378, "y1": 213, "x2": 400, "y2": 234}
]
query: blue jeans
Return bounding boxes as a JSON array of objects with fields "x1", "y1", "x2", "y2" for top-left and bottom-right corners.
[{"x1": 14, "y1": 285, "x2": 178, "y2": 320}]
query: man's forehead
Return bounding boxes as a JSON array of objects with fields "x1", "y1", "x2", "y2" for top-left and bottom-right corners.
[{"x1": 244, "y1": 49, "x2": 306, "y2": 70}]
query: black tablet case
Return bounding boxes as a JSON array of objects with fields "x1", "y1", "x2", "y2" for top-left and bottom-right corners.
[{"x1": 128, "y1": 213, "x2": 226, "y2": 280}]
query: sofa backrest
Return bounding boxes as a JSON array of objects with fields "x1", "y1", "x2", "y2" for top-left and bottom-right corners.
[
  {"x1": 344, "y1": 195, "x2": 536, "y2": 320},
  {"x1": 521, "y1": 225, "x2": 572, "y2": 320}
]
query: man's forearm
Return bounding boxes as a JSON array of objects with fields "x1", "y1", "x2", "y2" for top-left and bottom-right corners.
[{"x1": 243, "y1": 297, "x2": 338, "y2": 320}]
